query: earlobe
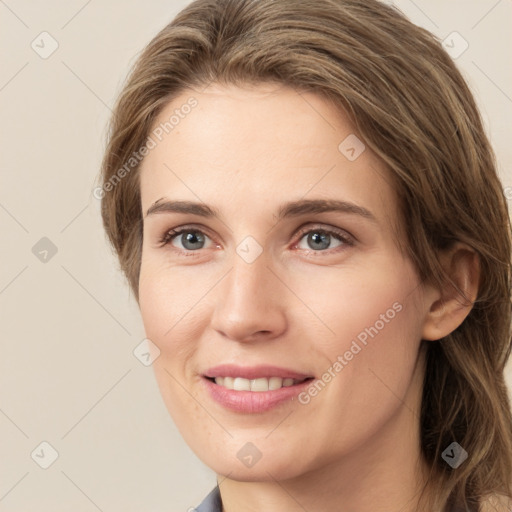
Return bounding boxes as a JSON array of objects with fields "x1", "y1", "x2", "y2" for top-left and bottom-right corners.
[{"x1": 421, "y1": 243, "x2": 480, "y2": 341}]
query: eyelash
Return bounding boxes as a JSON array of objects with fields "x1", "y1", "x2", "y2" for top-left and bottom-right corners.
[{"x1": 157, "y1": 224, "x2": 355, "y2": 256}]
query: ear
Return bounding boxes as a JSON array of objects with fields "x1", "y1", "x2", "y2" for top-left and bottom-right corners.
[{"x1": 421, "y1": 242, "x2": 480, "y2": 341}]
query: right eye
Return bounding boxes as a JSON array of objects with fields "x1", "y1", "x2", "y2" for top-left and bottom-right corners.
[{"x1": 158, "y1": 226, "x2": 214, "y2": 253}]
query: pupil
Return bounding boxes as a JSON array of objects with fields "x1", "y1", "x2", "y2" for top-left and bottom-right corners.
[
  {"x1": 183, "y1": 231, "x2": 204, "y2": 250},
  {"x1": 310, "y1": 232, "x2": 329, "y2": 250}
]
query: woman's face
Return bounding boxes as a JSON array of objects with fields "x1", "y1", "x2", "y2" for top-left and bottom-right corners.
[{"x1": 138, "y1": 82, "x2": 428, "y2": 481}]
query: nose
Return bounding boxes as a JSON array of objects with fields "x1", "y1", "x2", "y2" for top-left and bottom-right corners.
[{"x1": 210, "y1": 249, "x2": 288, "y2": 343}]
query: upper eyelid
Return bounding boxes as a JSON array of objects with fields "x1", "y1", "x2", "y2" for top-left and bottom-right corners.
[{"x1": 296, "y1": 224, "x2": 353, "y2": 238}]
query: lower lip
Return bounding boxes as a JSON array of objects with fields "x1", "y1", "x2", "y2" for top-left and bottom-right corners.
[{"x1": 201, "y1": 377, "x2": 314, "y2": 413}]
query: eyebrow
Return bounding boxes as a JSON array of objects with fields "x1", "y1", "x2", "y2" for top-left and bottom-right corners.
[{"x1": 145, "y1": 197, "x2": 377, "y2": 223}]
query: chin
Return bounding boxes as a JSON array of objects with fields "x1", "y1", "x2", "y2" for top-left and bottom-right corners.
[
  {"x1": 196, "y1": 442, "x2": 311, "y2": 482},
  {"x1": 211, "y1": 462, "x2": 302, "y2": 482}
]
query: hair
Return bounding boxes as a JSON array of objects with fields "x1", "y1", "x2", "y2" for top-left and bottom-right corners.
[{"x1": 98, "y1": 0, "x2": 512, "y2": 509}]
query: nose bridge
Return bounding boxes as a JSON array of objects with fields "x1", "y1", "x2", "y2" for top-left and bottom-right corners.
[{"x1": 210, "y1": 246, "x2": 286, "y2": 341}]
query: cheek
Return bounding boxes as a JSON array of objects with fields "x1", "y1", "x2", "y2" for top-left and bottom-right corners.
[
  {"x1": 138, "y1": 271, "x2": 203, "y2": 432},
  {"x1": 289, "y1": 256, "x2": 421, "y2": 357},
  {"x1": 293, "y1": 258, "x2": 423, "y2": 417},
  {"x1": 138, "y1": 264, "x2": 206, "y2": 427},
  {"x1": 138, "y1": 257, "x2": 207, "y2": 353}
]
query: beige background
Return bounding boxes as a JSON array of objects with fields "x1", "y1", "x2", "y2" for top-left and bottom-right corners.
[{"x1": 1, "y1": 1, "x2": 511, "y2": 511}]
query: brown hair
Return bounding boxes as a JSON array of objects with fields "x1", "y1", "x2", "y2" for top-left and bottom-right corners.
[{"x1": 98, "y1": 0, "x2": 512, "y2": 509}]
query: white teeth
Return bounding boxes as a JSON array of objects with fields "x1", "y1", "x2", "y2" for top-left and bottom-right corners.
[
  {"x1": 250, "y1": 378, "x2": 269, "y2": 392},
  {"x1": 233, "y1": 377, "x2": 251, "y2": 391},
  {"x1": 269, "y1": 377, "x2": 283, "y2": 390},
  {"x1": 213, "y1": 376, "x2": 305, "y2": 391}
]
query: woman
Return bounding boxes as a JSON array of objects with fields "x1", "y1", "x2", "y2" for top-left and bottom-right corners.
[{"x1": 97, "y1": 0, "x2": 512, "y2": 510}]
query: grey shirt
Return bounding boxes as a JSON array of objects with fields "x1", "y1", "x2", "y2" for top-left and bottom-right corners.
[
  {"x1": 194, "y1": 485, "x2": 477, "y2": 511},
  {"x1": 195, "y1": 486, "x2": 222, "y2": 512}
]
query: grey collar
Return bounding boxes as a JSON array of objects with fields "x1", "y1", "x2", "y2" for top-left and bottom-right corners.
[{"x1": 195, "y1": 485, "x2": 222, "y2": 512}]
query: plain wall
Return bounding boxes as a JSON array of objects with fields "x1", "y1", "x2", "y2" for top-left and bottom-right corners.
[{"x1": 1, "y1": 0, "x2": 511, "y2": 510}]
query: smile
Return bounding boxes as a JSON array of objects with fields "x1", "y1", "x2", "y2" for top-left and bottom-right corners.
[{"x1": 209, "y1": 376, "x2": 311, "y2": 391}]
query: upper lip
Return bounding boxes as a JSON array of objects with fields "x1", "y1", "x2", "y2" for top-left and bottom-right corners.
[{"x1": 203, "y1": 364, "x2": 314, "y2": 380}]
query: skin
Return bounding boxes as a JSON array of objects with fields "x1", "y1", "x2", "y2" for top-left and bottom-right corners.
[{"x1": 137, "y1": 82, "x2": 479, "y2": 512}]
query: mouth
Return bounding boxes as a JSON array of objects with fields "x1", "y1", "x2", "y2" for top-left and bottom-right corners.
[
  {"x1": 204, "y1": 375, "x2": 314, "y2": 391},
  {"x1": 201, "y1": 364, "x2": 316, "y2": 413}
]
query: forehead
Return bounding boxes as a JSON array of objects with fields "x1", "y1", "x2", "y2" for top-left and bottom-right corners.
[{"x1": 139, "y1": 82, "x2": 399, "y2": 232}]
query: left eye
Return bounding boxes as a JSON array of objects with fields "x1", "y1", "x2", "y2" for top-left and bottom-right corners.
[{"x1": 295, "y1": 228, "x2": 353, "y2": 252}]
